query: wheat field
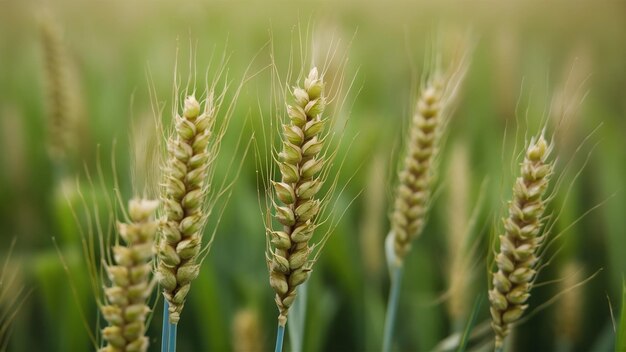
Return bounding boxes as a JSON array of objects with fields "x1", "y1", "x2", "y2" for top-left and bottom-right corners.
[{"x1": 0, "y1": 1, "x2": 625, "y2": 351}]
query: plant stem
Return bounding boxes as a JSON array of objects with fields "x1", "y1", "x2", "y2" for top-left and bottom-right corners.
[
  {"x1": 382, "y1": 265, "x2": 403, "y2": 352},
  {"x1": 275, "y1": 323, "x2": 286, "y2": 352},
  {"x1": 161, "y1": 300, "x2": 177, "y2": 352},
  {"x1": 289, "y1": 282, "x2": 308, "y2": 352},
  {"x1": 168, "y1": 319, "x2": 177, "y2": 352},
  {"x1": 161, "y1": 300, "x2": 170, "y2": 352}
]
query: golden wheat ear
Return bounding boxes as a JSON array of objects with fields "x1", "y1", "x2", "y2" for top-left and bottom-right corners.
[
  {"x1": 101, "y1": 199, "x2": 159, "y2": 352},
  {"x1": 488, "y1": 134, "x2": 554, "y2": 349}
]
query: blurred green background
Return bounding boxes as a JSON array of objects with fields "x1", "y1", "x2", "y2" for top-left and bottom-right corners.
[{"x1": 1, "y1": 1, "x2": 625, "y2": 351}]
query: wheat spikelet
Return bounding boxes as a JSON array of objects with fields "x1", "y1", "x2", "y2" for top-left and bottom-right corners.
[
  {"x1": 390, "y1": 75, "x2": 445, "y2": 262},
  {"x1": 101, "y1": 199, "x2": 158, "y2": 352},
  {"x1": 267, "y1": 67, "x2": 326, "y2": 326},
  {"x1": 157, "y1": 95, "x2": 215, "y2": 324},
  {"x1": 489, "y1": 135, "x2": 554, "y2": 349}
]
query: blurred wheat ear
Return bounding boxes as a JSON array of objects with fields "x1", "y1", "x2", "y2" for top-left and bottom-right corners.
[
  {"x1": 101, "y1": 199, "x2": 158, "y2": 352},
  {"x1": 383, "y1": 50, "x2": 469, "y2": 352},
  {"x1": 38, "y1": 12, "x2": 84, "y2": 168},
  {"x1": 555, "y1": 261, "x2": 584, "y2": 349},
  {"x1": 445, "y1": 141, "x2": 473, "y2": 329},
  {"x1": 389, "y1": 76, "x2": 445, "y2": 262},
  {"x1": 488, "y1": 134, "x2": 554, "y2": 350},
  {"x1": 232, "y1": 309, "x2": 263, "y2": 352}
]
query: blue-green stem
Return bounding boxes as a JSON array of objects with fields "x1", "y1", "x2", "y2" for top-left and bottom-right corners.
[
  {"x1": 275, "y1": 323, "x2": 286, "y2": 352},
  {"x1": 288, "y1": 282, "x2": 308, "y2": 352},
  {"x1": 161, "y1": 300, "x2": 177, "y2": 352},
  {"x1": 382, "y1": 265, "x2": 403, "y2": 352}
]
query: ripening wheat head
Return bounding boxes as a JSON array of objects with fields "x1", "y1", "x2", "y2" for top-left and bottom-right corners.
[
  {"x1": 488, "y1": 135, "x2": 554, "y2": 349},
  {"x1": 157, "y1": 94, "x2": 216, "y2": 324},
  {"x1": 101, "y1": 199, "x2": 159, "y2": 352},
  {"x1": 39, "y1": 14, "x2": 72, "y2": 160},
  {"x1": 389, "y1": 67, "x2": 466, "y2": 264},
  {"x1": 267, "y1": 67, "x2": 326, "y2": 326}
]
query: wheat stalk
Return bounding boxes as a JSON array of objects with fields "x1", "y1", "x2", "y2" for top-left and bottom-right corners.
[
  {"x1": 267, "y1": 67, "x2": 326, "y2": 328},
  {"x1": 156, "y1": 94, "x2": 216, "y2": 325},
  {"x1": 489, "y1": 134, "x2": 553, "y2": 350},
  {"x1": 100, "y1": 199, "x2": 158, "y2": 352}
]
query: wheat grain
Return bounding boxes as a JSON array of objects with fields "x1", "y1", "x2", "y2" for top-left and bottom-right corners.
[
  {"x1": 267, "y1": 67, "x2": 326, "y2": 327},
  {"x1": 488, "y1": 134, "x2": 554, "y2": 349},
  {"x1": 101, "y1": 199, "x2": 158, "y2": 352}
]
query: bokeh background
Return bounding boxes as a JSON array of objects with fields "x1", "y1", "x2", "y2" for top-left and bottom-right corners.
[{"x1": 1, "y1": 1, "x2": 625, "y2": 351}]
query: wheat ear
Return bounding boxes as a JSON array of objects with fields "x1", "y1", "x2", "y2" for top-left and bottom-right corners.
[
  {"x1": 390, "y1": 76, "x2": 445, "y2": 263},
  {"x1": 489, "y1": 135, "x2": 553, "y2": 349},
  {"x1": 39, "y1": 15, "x2": 71, "y2": 160},
  {"x1": 101, "y1": 199, "x2": 158, "y2": 352},
  {"x1": 38, "y1": 13, "x2": 86, "y2": 165},
  {"x1": 383, "y1": 62, "x2": 467, "y2": 352},
  {"x1": 268, "y1": 67, "x2": 326, "y2": 327},
  {"x1": 157, "y1": 95, "x2": 215, "y2": 324}
]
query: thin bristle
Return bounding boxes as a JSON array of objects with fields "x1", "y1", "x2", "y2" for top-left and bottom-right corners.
[
  {"x1": 489, "y1": 134, "x2": 554, "y2": 349},
  {"x1": 267, "y1": 67, "x2": 326, "y2": 326},
  {"x1": 100, "y1": 199, "x2": 158, "y2": 352}
]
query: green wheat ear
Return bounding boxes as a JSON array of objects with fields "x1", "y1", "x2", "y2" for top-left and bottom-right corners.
[
  {"x1": 101, "y1": 199, "x2": 159, "y2": 352},
  {"x1": 267, "y1": 67, "x2": 326, "y2": 327},
  {"x1": 390, "y1": 77, "x2": 445, "y2": 262},
  {"x1": 489, "y1": 134, "x2": 554, "y2": 349},
  {"x1": 157, "y1": 95, "x2": 216, "y2": 324}
]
